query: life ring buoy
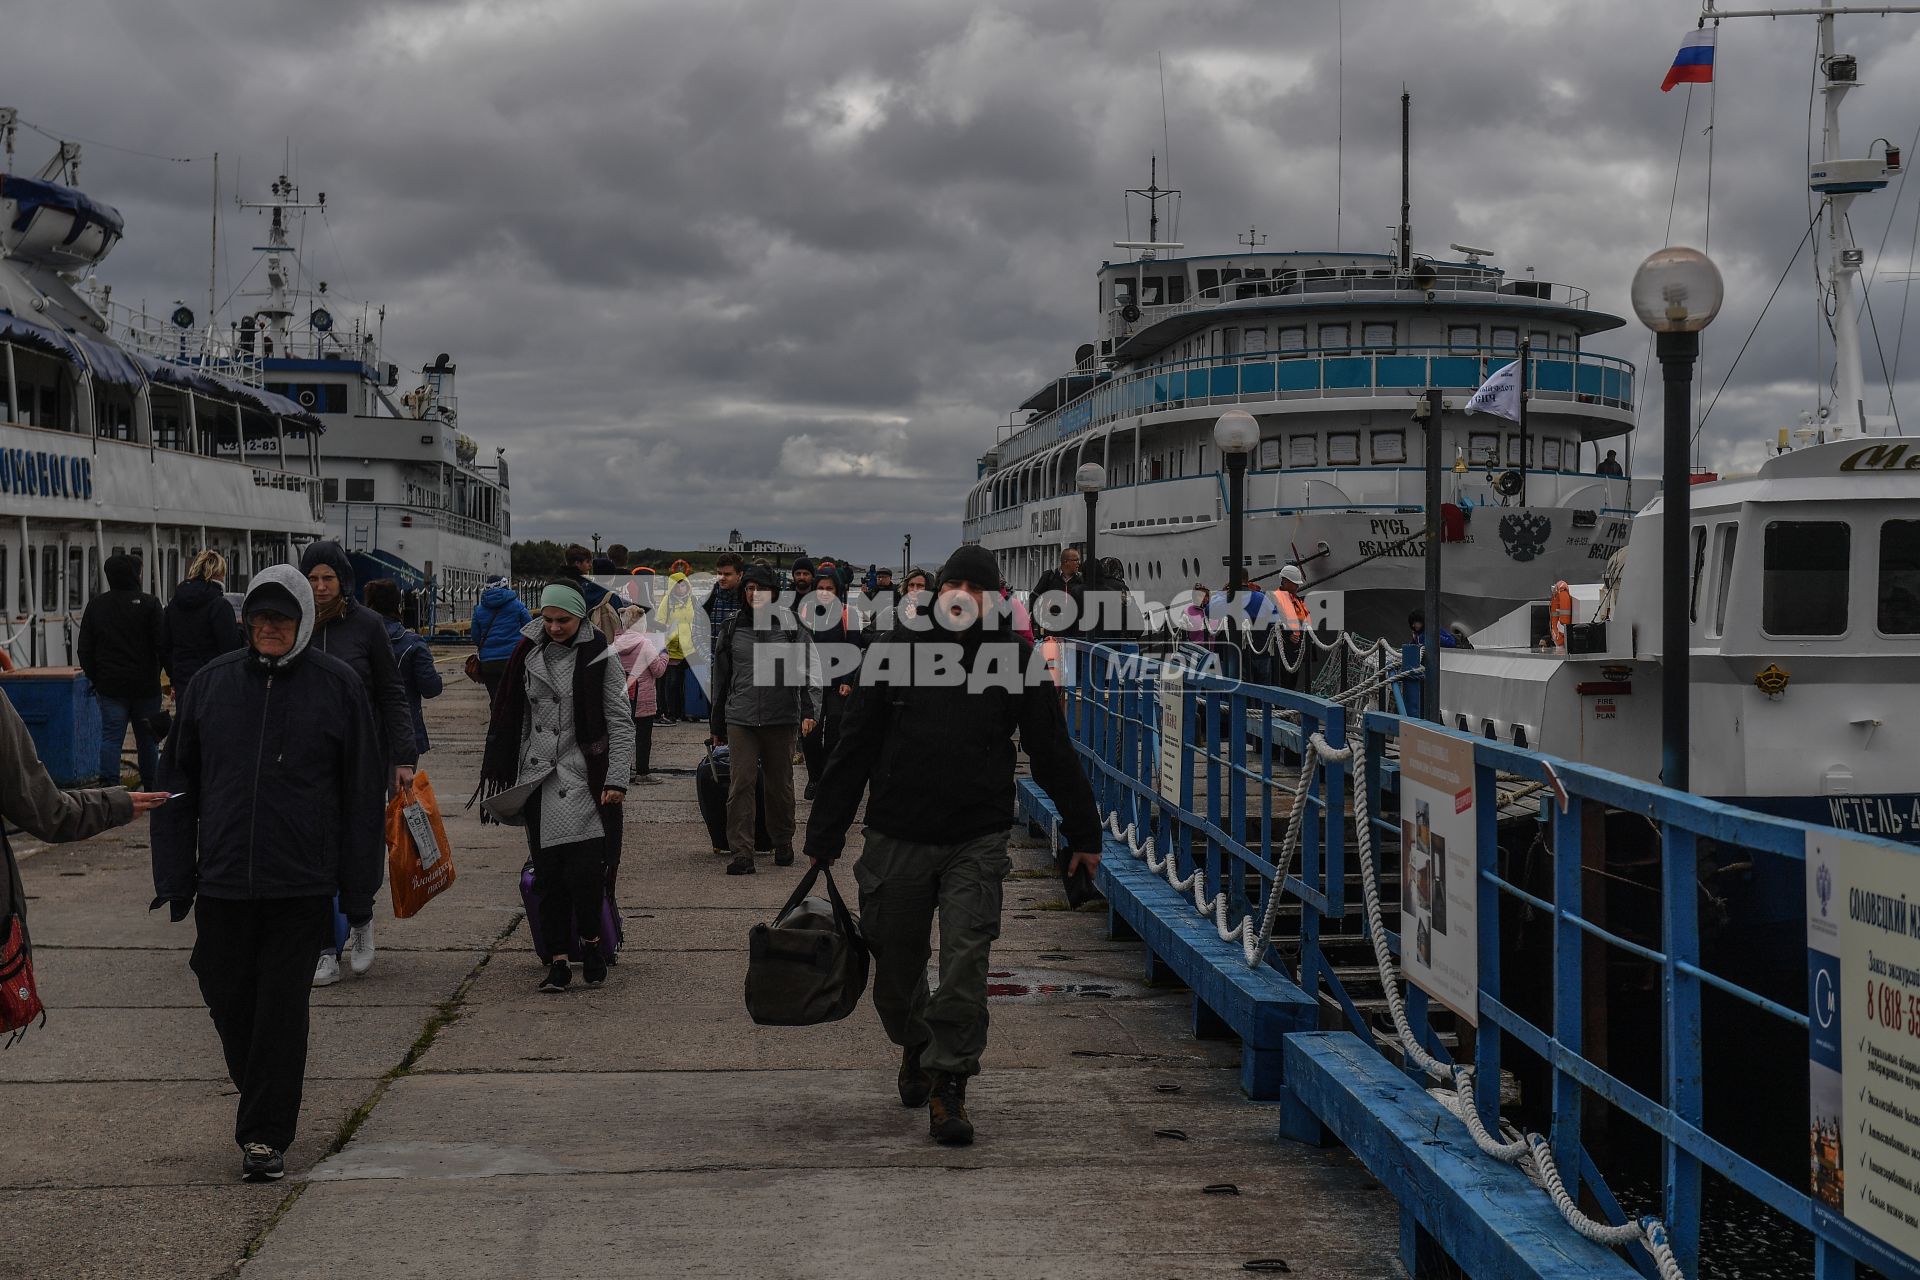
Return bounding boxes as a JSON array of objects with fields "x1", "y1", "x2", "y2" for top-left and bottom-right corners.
[{"x1": 0, "y1": 649, "x2": 16, "y2": 672}]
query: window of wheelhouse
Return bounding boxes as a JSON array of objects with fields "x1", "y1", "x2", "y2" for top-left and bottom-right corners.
[
  {"x1": 1449, "y1": 325, "x2": 1478, "y2": 350},
  {"x1": 1360, "y1": 322, "x2": 1395, "y2": 353},
  {"x1": 1469, "y1": 432, "x2": 1498, "y2": 466},
  {"x1": 1278, "y1": 326, "x2": 1307, "y2": 354},
  {"x1": 1139, "y1": 276, "x2": 1163, "y2": 306},
  {"x1": 1762, "y1": 520, "x2": 1849, "y2": 636},
  {"x1": 1688, "y1": 525, "x2": 1708, "y2": 622},
  {"x1": 1196, "y1": 269, "x2": 1220, "y2": 300},
  {"x1": 1318, "y1": 323, "x2": 1349, "y2": 351},
  {"x1": 1490, "y1": 327, "x2": 1519, "y2": 352},
  {"x1": 1112, "y1": 278, "x2": 1134, "y2": 309},
  {"x1": 1711, "y1": 523, "x2": 1738, "y2": 638},
  {"x1": 1877, "y1": 519, "x2": 1920, "y2": 635}
]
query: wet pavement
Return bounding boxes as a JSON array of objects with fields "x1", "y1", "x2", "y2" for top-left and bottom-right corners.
[{"x1": 1, "y1": 665, "x2": 1400, "y2": 1279}]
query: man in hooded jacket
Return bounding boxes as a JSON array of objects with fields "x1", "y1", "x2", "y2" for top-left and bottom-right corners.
[
  {"x1": 77, "y1": 553, "x2": 166, "y2": 790},
  {"x1": 805, "y1": 544, "x2": 1102, "y2": 1147},
  {"x1": 152, "y1": 565, "x2": 384, "y2": 1182},
  {"x1": 471, "y1": 574, "x2": 533, "y2": 701},
  {"x1": 297, "y1": 541, "x2": 416, "y2": 984}
]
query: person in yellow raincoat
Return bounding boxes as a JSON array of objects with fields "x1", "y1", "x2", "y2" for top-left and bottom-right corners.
[{"x1": 657, "y1": 570, "x2": 699, "y2": 722}]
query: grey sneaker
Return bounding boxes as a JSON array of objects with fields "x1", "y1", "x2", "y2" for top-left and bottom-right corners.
[
  {"x1": 347, "y1": 922, "x2": 375, "y2": 977},
  {"x1": 312, "y1": 952, "x2": 341, "y2": 988}
]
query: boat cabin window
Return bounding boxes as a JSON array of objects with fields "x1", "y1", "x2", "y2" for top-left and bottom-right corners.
[
  {"x1": 1318, "y1": 323, "x2": 1349, "y2": 350},
  {"x1": 345, "y1": 478, "x2": 375, "y2": 502},
  {"x1": 1112, "y1": 278, "x2": 1134, "y2": 309},
  {"x1": 1242, "y1": 327, "x2": 1267, "y2": 355},
  {"x1": 1258, "y1": 438, "x2": 1281, "y2": 469},
  {"x1": 1541, "y1": 438, "x2": 1562, "y2": 470},
  {"x1": 1290, "y1": 435, "x2": 1318, "y2": 467},
  {"x1": 1490, "y1": 327, "x2": 1519, "y2": 351},
  {"x1": 1236, "y1": 268, "x2": 1266, "y2": 300},
  {"x1": 1327, "y1": 433, "x2": 1360, "y2": 466},
  {"x1": 1469, "y1": 432, "x2": 1499, "y2": 466},
  {"x1": 1196, "y1": 269, "x2": 1219, "y2": 299},
  {"x1": 1505, "y1": 436, "x2": 1533, "y2": 467},
  {"x1": 1530, "y1": 330, "x2": 1552, "y2": 350},
  {"x1": 1139, "y1": 277, "x2": 1162, "y2": 306},
  {"x1": 1711, "y1": 523, "x2": 1738, "y2": 638},
  {"x1": 1688, "y1": 526, "x2": 1708, "y2": 622},
  {"x1": 1763, "y1": 520, "x2": 1849, "y2": 637},
  {"x1": 1167, "y1": 275, "x2": 1186, "y2": 304},
  {"x1": 1878, "y1": 519, "x2": 1920, "y2": 635},
  {"x1": 1449, "y1": 325, "x2": 1478, "y2": 350},
  {"x1": 1361, "y1": 322, "x2": 1395, "y2": 352},
  {"x1": 1371, "y1": 431, "x2": 1406, "y2": 463},
  {"x1": 1278, "y1": 327, "x2": 1307, "y2": 353}
]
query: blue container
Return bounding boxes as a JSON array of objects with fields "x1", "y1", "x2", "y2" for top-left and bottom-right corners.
[{"x1": 0, "y1": 668, "x2": 104, "y2": 786}]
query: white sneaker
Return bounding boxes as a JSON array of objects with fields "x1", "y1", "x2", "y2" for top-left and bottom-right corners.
[
  {"x1": 347, "y1": 922, "x2": 375, "y2": 977},
  {"x1": 313, "y1": 952, "x2": 341, "y2": 987}
]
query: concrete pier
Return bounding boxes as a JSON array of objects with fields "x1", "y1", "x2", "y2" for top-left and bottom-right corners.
[{"x1": 2, "y1": 667, "x2": 1399, "y2": 1278}]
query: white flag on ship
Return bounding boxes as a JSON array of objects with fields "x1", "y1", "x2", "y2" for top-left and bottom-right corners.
[{"x1": 1464, "y1": 360, "x2": 1523, "y2": 422}]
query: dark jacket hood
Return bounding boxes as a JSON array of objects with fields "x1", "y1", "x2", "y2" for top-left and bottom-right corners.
[
  {"x1": 480, "y1": 583, "x2": 520, "y2": 609},
  {"x1": 298, "y1": 540, "x2": 355, "y2": 594},
  {"x1": 104, "y1": 553, "x2": 143, "y2": 592},
  {"x1": 171, "y1": 578, "x2": 226, "y2": 610}
]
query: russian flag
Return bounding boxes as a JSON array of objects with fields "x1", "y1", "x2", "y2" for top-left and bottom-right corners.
[{"x1": 1662, "y1": 28, "x2": 1716, "y2": 92}]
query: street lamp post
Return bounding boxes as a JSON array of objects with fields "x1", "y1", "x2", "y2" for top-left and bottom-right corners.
[
  {"x1": 1630, "y1": 246, "x2": 1723, "y2": 794},
  {"x1": 1076, "y1": 462, "x2": 1106, "y2": 629},
  {"x1": 1212, "y1": 410, "x2": 1260, "y2": 599}
]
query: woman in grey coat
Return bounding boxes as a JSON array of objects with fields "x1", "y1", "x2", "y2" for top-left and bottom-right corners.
[{"x1": 479, "y1": 582, "x2": 633, "y2": 992}]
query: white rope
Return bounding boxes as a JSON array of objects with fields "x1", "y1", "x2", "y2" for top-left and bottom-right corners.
[{"x1": 1323, "y1": 729, "x2": 1688, "y2": 1278}]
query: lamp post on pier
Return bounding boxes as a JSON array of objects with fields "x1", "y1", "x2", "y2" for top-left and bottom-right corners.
[
  {"x1": 1630, "y1": 246, "x2": 1723, "y2": 794},
  {"x1": 1076, "y1": 461, "x2": 1106, "y2": 600},
  {"x1": 1212, "y1": 409, "x2": 1260, "y2": 599}
]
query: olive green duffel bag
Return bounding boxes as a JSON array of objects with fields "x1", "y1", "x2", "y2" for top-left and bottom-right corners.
[{"x1": 745, "y1": 864, "x2": 869, "y2": 1026}]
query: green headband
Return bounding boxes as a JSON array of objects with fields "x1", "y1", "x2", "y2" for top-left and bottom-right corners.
[{"x1": 540, "y1": 582, "x2": 588, "y2": 618}]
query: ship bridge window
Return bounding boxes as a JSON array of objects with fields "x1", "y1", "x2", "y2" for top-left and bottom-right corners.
[
  {"x1": 1469, "y1": 432, "x2": 1498, "y2": 466},
  {"x1": 1877, "y1": 520, "x2": 1920, "y2": 635},
  {"x1": 1542, "y1": 438, "x2": 1562, "y2": 470},
  {"x1": 1763, "y1": 520, "x2": 1849, "y2": 637},
  {"x1": 1711, "y1": 523, "x2": 1738, "y2": 637},
  {"x1": 1196, "y1": 269, "x2": 1219, "y2": 299},
  {"x1": 1491, "y1": 327, "x2": 1519, "y2": 351},
  {"x1": 1318, "y1": 323, "x2": 1350, "y2": 350},
  {"x1": 1112, "y1": 278, "x2": 1134, "y2": 309},
  {"x1": 1327, "y1": 433, "x2": 1360, "y2": 466},
  {"x1": 1360, "y1": 322, "x2": 1395, "y2": 352},
  {"x1": 1449, "y1": 325, "x2": 1479, "y2": 350},
  {"x1": 1166, "y1": 274, "x2": 1186, "y2": 304},
  {"x1": 1505, "y1": 436, "x2": 1533, "y2": 467},
  {"x1": 1242, "y1": 327, "x2": 1267, "y2": 355},
  {"x1": 1290, "y1": 435, "x2": 1318, "y2": 467},
  {"x1": 1371, "y1": 431, "x2": 1406, "y2": 464},
  {"x1": 1278, "y1": 326, "x2": 1307, "y2": 353}
]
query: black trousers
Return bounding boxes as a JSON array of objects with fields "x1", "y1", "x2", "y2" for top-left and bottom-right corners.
[
  {"x1": 189, "y1": 894, "x2": 334, "y2": 1152},
  {"x1": 633, "y1": 714, "x2": 655, "y2": 776},
  {"x1": 661, "y1": 659, "x2": 688, "y2": 719},
  {"x1": 530, "y1": 839, "x2": 606, "y2": 956}
]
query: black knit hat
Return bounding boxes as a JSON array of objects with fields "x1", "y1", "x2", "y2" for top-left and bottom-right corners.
[
  {"x1": 935, "y1": 544, "x2": 1003, "y2": 594},
  {"x1": 791, "y1": 556, "x2": 816, "y2": 575},
  {"x1": 742, "y1": 563, "x2": 778, "y2": 592}
]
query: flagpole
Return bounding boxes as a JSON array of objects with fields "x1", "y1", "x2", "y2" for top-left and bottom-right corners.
[{"x1": 1518, "y1": 339, "x2": 1531, "y2": 506}]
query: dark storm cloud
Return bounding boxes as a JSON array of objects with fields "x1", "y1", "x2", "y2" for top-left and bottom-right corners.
[{"x1": 11, "y1": 0, "x2": 1920, "y2": 558}]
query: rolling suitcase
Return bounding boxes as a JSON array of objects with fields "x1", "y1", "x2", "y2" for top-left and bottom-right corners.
[
  {"x1": 683, "y1": 662, "x2": 711, "y2": 720},
  {"x1": 519, "y1": 863, "x2": 624, "y2": 965},
  {"x1": 696, "y1": 745, "x2": 773, "y2": 852}
]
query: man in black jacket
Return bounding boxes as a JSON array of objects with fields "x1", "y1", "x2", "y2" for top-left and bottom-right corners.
[
  {"x1": 152, "y1": 564, "x2": 384, "y2": 1182},
  {"x1": 77, "y1": 553, "x2": 166, "y2": 790},
  {"x1": 804, "y1": 544, "x2": 1102, "y2": 1147},
  {"x1": 1028, "y1": 546, "x2": 1085, "y2": 639}
]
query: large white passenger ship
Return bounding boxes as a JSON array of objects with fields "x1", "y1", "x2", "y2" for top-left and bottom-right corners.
[
  {"x1": 223, "y1": 176, "x2": 511, "y2": 623},
  {"x1": 965, "y1": 163, "x2": 1651, "y2": 639},
  {"x1": 0, "y1": 118, "x2": 324, "y2": 667}
]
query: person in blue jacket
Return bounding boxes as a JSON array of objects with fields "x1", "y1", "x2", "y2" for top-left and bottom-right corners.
[
  {"x1": 470, "y1": 575, "x2": 532, "y2": 702},
  {"x1": 365, "y1": 578, "x2": 443, "y2": 756}
]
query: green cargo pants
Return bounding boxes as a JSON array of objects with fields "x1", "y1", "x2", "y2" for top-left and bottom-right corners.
[{"x1": 852, "y1": 829, "x2": 1011, "y2": 1079}]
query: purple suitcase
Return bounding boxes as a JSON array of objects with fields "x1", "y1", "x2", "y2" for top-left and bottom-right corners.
[{"x1": 519, "y1": 863, "x2": 624, "y2": 965}]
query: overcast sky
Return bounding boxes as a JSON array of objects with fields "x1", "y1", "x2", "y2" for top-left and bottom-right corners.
[{"x1": 11, "y1": 0, "x2": 1920, "y2": 565}]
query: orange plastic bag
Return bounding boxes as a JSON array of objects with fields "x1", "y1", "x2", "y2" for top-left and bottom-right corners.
[{"x1": 387, "y1": 768, "x2": 456, "y2": 918}]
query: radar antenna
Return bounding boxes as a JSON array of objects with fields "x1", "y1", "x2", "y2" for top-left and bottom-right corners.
[
  {"x1": 1125, "y1": 157, "x2": 1181, "y2": 252},
  {"x1": 1237, "y1": 226, "x2": 1268, "y2": 251}
]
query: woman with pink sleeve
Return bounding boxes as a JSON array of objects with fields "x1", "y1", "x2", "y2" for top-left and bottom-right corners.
[{"x1": 611, "y1": 606, "x2": 671, "y2": 785}]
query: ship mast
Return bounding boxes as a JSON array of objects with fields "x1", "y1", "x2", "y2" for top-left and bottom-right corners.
[
  {"x1": 1705, "y1": 0, "x2": 1918, "y2": 436},
  {"x1": 236, "y1": 175, "x2": 325, "y2": 358}
]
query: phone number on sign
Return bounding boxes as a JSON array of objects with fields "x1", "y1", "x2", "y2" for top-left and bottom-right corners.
[{"x1": 1866, "y1": 979, "x2": 1920, "y2": 1039}]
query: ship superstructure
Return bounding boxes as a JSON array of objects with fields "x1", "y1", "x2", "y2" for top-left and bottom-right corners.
[
  {"x1": 965, "y1": 155, "x2": 1649, "y2": 639},
  {"x1": 226, "y1": 175, "x2": 511, "y2": 622},
  {"x1": 0, "y1": 113, "x2": 324, "y2": 666}
]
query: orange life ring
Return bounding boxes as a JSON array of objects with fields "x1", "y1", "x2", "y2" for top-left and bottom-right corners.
[
  {"x1": 1549, "y1": 582, "x2": 1573, "y2": 647},
  {"x1": 0, "y1": 649, "x2": 14, "y2": 672}
]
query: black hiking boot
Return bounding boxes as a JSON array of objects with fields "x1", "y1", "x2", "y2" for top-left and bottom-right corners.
[
  {"x1": 581, "y1": 941, "x2": 608, "y2": 987},
  {"x1": 773, "y1": 843, "x2": 795, "y2": 867},
  {"x1": 927, "y1": 1073, "x2": 974, "y2": 1146},
  {"x1": 538, "y1": 959, "x2": 572, "y2": 992},
  {"x1": 726, "y1": 855, "x2": 756, "y2": 875},
  {"x1": 898, "y1": 1043, "x2": 933, "y2": 1108}
]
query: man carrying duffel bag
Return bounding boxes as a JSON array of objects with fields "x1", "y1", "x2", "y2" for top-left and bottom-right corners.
[{"x1": 803, "y1": 545, "x2": 1102, "y2": 1147}]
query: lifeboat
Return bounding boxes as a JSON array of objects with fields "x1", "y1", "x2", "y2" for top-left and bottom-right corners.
[{"x1": 0, "y1": 175, "x2": 124, "y2": 268}]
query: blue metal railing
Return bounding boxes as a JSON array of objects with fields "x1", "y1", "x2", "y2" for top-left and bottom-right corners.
[
  {"x1": 1053, "y1": 639, "x2": 1919, "y2": 1280},
  {"x1": 1001, "y1": 345, "x2": 1638, "y2": 463}
]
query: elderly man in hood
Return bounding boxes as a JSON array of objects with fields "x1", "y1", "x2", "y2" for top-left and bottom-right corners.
[
  {"x1": 297, "y1": 540, "x2": 417, "y2": 984},
  {"x1": 152, "y1": 565, "x2": 385, "y2": 1183}
]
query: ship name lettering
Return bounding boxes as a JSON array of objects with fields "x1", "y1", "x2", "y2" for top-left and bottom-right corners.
[
  {"x1": 1840, "y1": 443, "x2": 1920, "y2": 472},
  {"x1": 1368, "y1": 517, "x2": 1411, "y2": 537}
]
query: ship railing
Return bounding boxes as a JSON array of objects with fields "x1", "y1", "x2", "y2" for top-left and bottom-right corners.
[
  {"x1": 999, "y1": 345, "x2": 1636, "y2": 465},
  {"x1": 93, "y1": 296, "x2": 264, "y2": 384},
  {"x1": 1024, "y1": 639, "x2": 1918, "y2": 1280},
  {"x1": 1111, "y1": 273, "x2": 1594, "y2": 342}
]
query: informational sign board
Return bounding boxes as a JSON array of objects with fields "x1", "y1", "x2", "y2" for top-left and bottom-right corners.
[
  {"x1": 1806, "y1": 830, "x2": 1920, "y2": 1255},
  {"x1": 1398, "y1": 723, "x2": 1479, "y2": 1024},
  {"x1": 1157, "y1": 670, "x2": 1184, "y2": 804}
]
